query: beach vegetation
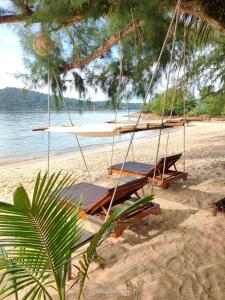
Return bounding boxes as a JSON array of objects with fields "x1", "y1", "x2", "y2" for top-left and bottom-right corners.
[
  {"x1": 0, "y1": 1, "x2": 225, "y2": 112},
  {"x1": 143, "y1": 87, "x2": 196, "y2": 116},
  {"x1": 0, "y1": 171, "x2": 153, "y2": 299},
  {"x1": 143, "y1": 84, "x2": 225, "y2": 117}
]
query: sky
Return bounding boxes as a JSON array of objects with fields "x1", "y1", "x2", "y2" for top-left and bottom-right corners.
[
  {"x1": 0, "y1": 0, "x2": 106, "y2": 100},
  {"x1": 0, "y1": 26, "x2": 25, "y2": 89},
  {"x1": 0, "y1": 1, "x2": 25, "y2": 89}
]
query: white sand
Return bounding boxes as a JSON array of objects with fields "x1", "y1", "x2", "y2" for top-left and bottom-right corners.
[{"x1": 1, "y1": 121, "x2": 225, "y2": 299}]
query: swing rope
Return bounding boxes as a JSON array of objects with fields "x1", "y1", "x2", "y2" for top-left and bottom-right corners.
[
  {"x1": 162, "y1": 14, "x2": 188, "y2": 181},
  {"x1": 111, "y1": 12, "x2": 141, "y2": 166},
  {"x1": 125, "y1": 95, "x2": 135, "y2": 161},
  {"x1": 151, "y1": 0, "x2": 181, "y2": 193},
  {"x1": 182, "y1": 15, "x2": 187, "y2": 173},
  {"x1": 105, "y1": 0, "x2": 181, "y2": 220},
  {"x1": 47, "y1": 56, "x2": 51, "y2": 178},
  {"x1": 110, "y1": 36, "x2": 123, "y2": 168},
  {"x1": 120, "y1": 39, "x2": 135, "y2": 161},
  {"x1": 52, "y1": 69, "x2": 93, "y2": 183},
  {"x1": 110, "y1": 36, "x2": 135, "y2": 166}
]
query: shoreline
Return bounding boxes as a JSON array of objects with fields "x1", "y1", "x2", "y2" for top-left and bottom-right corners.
[
  {"x1": 0, "y1": 128, "x2": 166, "y2": 170},
  {"x1": 2, "y1": 121, "x2": 225, "y2": 299}
]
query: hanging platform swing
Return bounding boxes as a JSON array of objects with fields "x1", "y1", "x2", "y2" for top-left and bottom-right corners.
[
  {"x1": 33, "y1": 119, "x2": 184, "y2": 136},
  {"x1": 109, "y1": 1, "x2": 189, "y2": 189},
  {"x1": 109, "y1": 153, "x2": 188, "y2": 189},
  {"x1": 33, "y1": 0, "x2": 186, "y2": 237}
]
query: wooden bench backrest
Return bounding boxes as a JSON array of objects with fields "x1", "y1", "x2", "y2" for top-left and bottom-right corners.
[{"x1": 149, "y1": 153, "x2": 182, "y2": 176}]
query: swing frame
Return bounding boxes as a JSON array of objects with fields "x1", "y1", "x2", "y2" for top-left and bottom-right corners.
[{"x1": 36, "y1": 0, "x2": 185, "y2": 233}]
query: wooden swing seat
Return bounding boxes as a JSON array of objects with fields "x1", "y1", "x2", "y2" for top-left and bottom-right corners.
[
  {"x1": 60, "y1": 176, "x2": 148, "y2": 214},
  {"x1": 109, "y1": 153, "x2": 188, "y2": 189},
  {"x1": 60, "y1": 176, "x2": 160, "y2": 237}
]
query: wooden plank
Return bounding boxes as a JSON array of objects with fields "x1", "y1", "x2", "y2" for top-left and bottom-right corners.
[
  {"x1": 61, "y1": 177, "x2": 148, "y2": 214},
  {"x1": 111, "y1": 202, "x2": 161, "y2": 237},
  {"x1": 109, "y1": 154, "x2": 186, "y2": 189}
]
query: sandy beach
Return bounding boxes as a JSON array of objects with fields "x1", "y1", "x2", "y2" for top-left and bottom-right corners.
[{"x1": 1, "y1": 121, "x2": 225, "y2": 299}]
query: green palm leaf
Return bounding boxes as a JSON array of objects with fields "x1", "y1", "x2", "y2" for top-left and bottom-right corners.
[
  {"x1": 0, "y1": 171, "x2": 83, "y2": 300},
  {"x1": 77, "y1": 194, "x2": 154, "y2": 300},
  {"x1": 0, "y1": 171, "x2": 155, "y2": 300}
]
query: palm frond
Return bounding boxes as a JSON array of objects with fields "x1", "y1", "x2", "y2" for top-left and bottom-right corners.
[
  {"x1": 181, "y1": 15, "x2": 213, "y2": 45},
  {"x1": 77, "y1": 194, "x2": 154, "y2": 299},
  {"x1": 0, "y1": 171, "x2": 83, "y2": 299}
]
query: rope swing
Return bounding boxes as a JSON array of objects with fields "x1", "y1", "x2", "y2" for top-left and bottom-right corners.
[
  {"x1": 105, "y1": 0, "x2": 182, "y2": 220},
  {"x1": 110, "y1": 38, "x2": 135, "y2": 168},
  {"x1": 151, "y1": 0, "x2": 181, "y2": 193},
  {"x1": 52, "y1": 69, "x2": 93, "y2": 183},
  {"x1": 160, "y1": 12, "x2": 188, "y2": 186},
  {"x1": 47, "y1": 57, "x2": 51, "y2": 178},
  {"x1": 33, "y1": 31, "x2": 53, "y2": 178},
  {"x1": 182, "y1": 15, "x2": 188, "y2": 173},
  {"x1": 38, "y1": 0, "x2": 186, "y2": 223}
]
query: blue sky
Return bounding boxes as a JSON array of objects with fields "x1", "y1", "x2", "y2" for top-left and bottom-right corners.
[{"x1": 0, "y1": 1, "x2": 24, "y2": 88}]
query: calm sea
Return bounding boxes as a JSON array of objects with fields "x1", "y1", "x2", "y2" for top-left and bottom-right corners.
[{"x1": 0, "y1": 111, "x2": 158, "y2": 163}]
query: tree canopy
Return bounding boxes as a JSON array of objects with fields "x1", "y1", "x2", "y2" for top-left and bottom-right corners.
[{"x1": 1, "y1": 0, "x2": 225, "y2": 107}]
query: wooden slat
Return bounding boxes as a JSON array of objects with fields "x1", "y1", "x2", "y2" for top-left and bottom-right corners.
[
  {"x1": 60, "y1": 177, "x2": 148, "y2": 214},
  {"x1": 111, "y1": 202, "x2": 161, "y2": 237},
  {"x1": 60, "y1": 182, "x2": 108, "y2": 212},
  {"x1": 110, "y1": 153, "x2": 187, "y2": 189},
  {"x1": 110, "y1": 161, "x2": 154, "y2": 176}
]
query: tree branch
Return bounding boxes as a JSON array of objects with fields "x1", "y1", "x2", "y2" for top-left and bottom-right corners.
[
  {"x1": 61, "y1": 19, "x2": 143, "y2": 73},
  {"x1": 0, "y1": 12, "x2": 83, "y2": 25},
  {"x1": 179, "y1": 0, "x2": 225, "y2": 36},
  {"x1": 0, "y1": 1, "x2": 32, "y2": 24},
  {"x1": 0, "y1": 14, "x2": 23, "y2": 24}
]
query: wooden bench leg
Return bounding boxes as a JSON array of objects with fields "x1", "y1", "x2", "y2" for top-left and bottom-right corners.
[
  {"x1": 161, "y1": 180, "x2": 169, "y2": 189},
  {"x1": 68, "y1": 256, "x2": 72, "y2": 281},
  {"x1": 183, "y1": 174, "x2": 188, "y2": 181},
  {"x1": 111, "y1": 228, "x2": 125, "y2": 238}
]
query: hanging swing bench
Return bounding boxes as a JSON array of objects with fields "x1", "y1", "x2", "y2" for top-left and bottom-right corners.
[
  {"x1": 60, "y1": 177, "x2": 160, "y2": 237},
  {"x1": 32, "y1": 119, "x2": 184, "y2": 137},
  {"x1": 33, "y1": 0, "x2": 188, "y2": 239},
  {"x1": 109, "y1": 153, "x2": 188, "y2": 189}
]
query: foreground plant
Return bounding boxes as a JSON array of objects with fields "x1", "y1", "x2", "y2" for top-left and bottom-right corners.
[{"x1": 0, "y1": 172, "x2": 153, "y2": 299}]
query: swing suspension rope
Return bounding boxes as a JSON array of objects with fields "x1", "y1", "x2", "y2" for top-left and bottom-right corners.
[
  {"x1": 52, "y1": 69, "x2": 93, "y2": 183},
  {"x1": 105, "y1": 0, "x2": 182, "y2": 220},
  {"x1": 110, "y1": 38, "x2": 135, "y2": 168},
  {"x1": 125, "y1": 98, "x2": 135, "y2": 161},
  {"x1": 110, "y1": 37, "x2": 123, "y2": 168},
  {"x1": 151, "y1": 0, "x2": 181, "y2": 191},
  {"x1": 162, "y1": 14, "x2": 188, "y2": 181},
  {"x1": 47, "y1": 56, "x2": 51, "y2": 177},
  {"x1": 182, "y1": 15, "x2": 187, "y2": 173}
]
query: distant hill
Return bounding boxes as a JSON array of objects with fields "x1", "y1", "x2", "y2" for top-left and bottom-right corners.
[{"x1": 0, "y1": 87, "x2": 141, "y2": 112}]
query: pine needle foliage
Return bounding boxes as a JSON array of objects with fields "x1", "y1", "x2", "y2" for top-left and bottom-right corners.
[{"x1": 3, "y1": 0, "x2": 225, "y2": 108}]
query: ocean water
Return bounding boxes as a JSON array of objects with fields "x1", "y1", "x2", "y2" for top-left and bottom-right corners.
[{"x1": 0, "y1": 111, "x2": 158, "y2": 162}]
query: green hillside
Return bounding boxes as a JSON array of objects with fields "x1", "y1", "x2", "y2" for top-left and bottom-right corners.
[{"x1": 0, "y1": 88, "x2": 141, "y2": 112}]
